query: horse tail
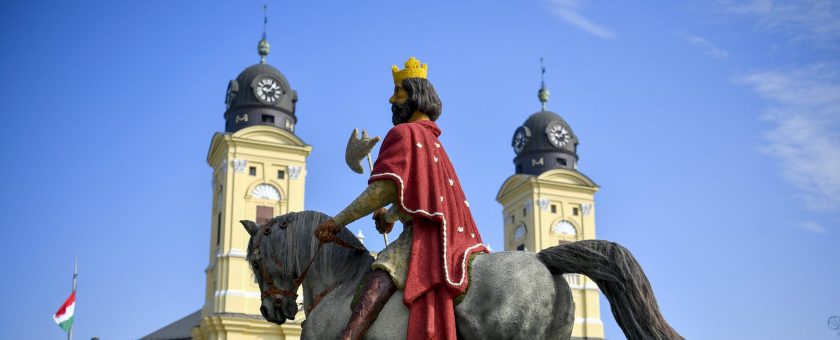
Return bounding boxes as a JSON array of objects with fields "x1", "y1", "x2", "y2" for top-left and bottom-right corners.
[{"x1": 536, "y1": 240, "x2": 683, "y2": 340}]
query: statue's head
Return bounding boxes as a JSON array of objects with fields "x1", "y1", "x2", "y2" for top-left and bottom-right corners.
[{"x1": 390, "y1": 57, "x2": 441, "y2": 125}]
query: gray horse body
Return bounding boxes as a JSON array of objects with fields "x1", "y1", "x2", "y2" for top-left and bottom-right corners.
[
  {"x1": 244, "y1": 211, "x2": 682, "y2": 340},
  {"x1": 303, "y1": 251, "x2": 574, "y2": 340}
]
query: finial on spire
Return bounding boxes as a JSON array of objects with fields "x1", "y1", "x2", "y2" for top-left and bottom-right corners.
[
  {"x1": 258, "y1": 1, "x2": 270, "y2": 64},
  {"x1": 538, "y1": 58, "x2": 550, "y2": 111}
]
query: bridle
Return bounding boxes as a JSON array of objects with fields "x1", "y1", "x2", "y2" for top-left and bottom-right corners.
[{"x1": 251, "y1": 218, "x2": 364, "y2": 314}]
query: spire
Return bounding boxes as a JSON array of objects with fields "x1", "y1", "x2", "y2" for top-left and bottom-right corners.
[
  {"x1": 258, "y1": 2, "x2": 270, "y2": 64},
  {"x1": 355, "y1": 229, "x2": 366, "y2": 244},
  {"x1": 538, "y1": 57, "x2": 550, "y2": 111}
]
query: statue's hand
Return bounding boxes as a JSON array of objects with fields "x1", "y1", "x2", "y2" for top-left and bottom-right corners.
[
  {"x1": 314, "y1": 219, "x2": 341, "y2": 243},
  {"x1": 373, "y1": 207, "x2": 394, "y2": 235}
]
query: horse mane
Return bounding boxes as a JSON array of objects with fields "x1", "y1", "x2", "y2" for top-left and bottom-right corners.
[{"x1": 248, "y1": 211, "x2": 374, "y2": 293}]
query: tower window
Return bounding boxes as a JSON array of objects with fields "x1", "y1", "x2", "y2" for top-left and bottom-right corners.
[
  {"x1": 522, "y1": 207, "x2": 526, "y2": 217},
  {"x1": 256, "y1": 206, "x2": 274, "y2": 226},
  {"x1": 557, "y1": 158, "x2": 567, "y2": 166},
  {"x1": 551, "y1": 204, "x2": 557, "y2": 213},
  {"x1": 249, "y1": 167, "x2": 256, "y2": 176},
  {"x1": 262, "y1": 114, "x2": 275, "y2": 124},
  {"x1": 573, "y1": 207, "x2": 579, "y2": 216},
  {"x1": 516, "y1": 244, "x2": 525, "y2": 251},
  {"x1": 509, "y1": 214, "x2": 514, "y2": 224},
  {"x1": 277, "y1": 170, "x2": 285, "y2": 179},
  {"x1": 216, "y1": 212, "x2": 222, "y2": 246},
  {"x1": 516, "y1": 164, "x2": 522, "y2": 173}
]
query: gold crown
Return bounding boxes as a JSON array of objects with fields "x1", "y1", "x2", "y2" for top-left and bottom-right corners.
[{"x1": 392, "y1": 57, "x2": 428, "y2": 84}]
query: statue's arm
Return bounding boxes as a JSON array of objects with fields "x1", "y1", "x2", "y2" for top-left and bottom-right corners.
[{"x1": 333, "y1": 180, "x2": 397, "y2": 227}]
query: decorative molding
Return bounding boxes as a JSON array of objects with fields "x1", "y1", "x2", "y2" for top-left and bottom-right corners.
[
  {"x1": 537, "y1": 198, "x2": 550, "y2": 211},
  {"x1": 288, "y1": 166, "x2": 302, "y2": 179},
  {"x1": 215, "y1": 248, "x2": 247, "y2": 259},
  {"x1": 581, "y1": 204, "x2": 593, "y2": 216},
  {"x1": 573, "y1": 317, "x2": 604, "y2": 325},
  {"x1": 219, "y1": 158, "x2": 228, "y2": 174},
  {"x1": 252, "y1": 184, "x2": 281, "y2": 201},
  {"x1": 214, "y1": 289, "x2": 260, "y2": 299},
  {"x1": 232, "y1": 159, "x2": 247, "y2": 173}
]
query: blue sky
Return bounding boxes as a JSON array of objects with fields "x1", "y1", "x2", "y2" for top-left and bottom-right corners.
[{"x1": 0, "y1": 0, "x2": 838, "y2": 339}]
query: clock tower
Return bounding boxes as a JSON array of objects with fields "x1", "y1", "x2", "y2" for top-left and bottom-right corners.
[
  {"x1": 496, "y1": 71, "x2": 605, "y2": 339},
  {"x1": 192, "y1": 34, "x2": 311, "y2": 340}
]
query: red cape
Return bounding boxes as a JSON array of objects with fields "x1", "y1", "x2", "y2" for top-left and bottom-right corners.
[{"x1": 370, "y1": 120, "x2": 488, "y2": 339}]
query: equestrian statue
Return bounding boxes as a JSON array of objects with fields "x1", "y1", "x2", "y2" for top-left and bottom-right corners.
[{"x1": 241, "y1": 57, "x2": 683, "y2": 340}]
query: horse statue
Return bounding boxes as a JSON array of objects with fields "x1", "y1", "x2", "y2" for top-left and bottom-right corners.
[{"x1": 241, "y1": 211, "x2": 682, "y2": 340}]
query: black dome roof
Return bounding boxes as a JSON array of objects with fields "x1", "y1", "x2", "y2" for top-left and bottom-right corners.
[
  {"x1": 520, "y1": 111, "x2": 577, "y2": 154},
  {"x1": 223, "y1": 63, "x2": 298, "y2": 133},
  {"x1": 512, "y1": 110, "x2": 579, "y2": 175}
]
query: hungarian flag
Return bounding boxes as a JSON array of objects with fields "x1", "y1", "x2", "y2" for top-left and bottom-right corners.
[{"x1": 53, "y1": 291, "x2": 75, "y2": 332}]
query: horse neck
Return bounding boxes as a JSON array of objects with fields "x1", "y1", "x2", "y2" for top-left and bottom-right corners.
[{"x1": 301, "y1": 232, "x2": 373, "y2": 300}]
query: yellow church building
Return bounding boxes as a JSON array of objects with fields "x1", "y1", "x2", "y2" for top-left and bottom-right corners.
[
  {"x1": 143, "y1": 35, "x2": 604, "y2": 340},
  {"x1": 497, "y1": 82, "x2": 605, "y2": 339}
]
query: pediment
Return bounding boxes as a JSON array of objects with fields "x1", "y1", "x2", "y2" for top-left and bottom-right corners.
[
  {"x1": 537, "y1": 169, "x2": 598, "y2": 188},
  {"x1": 496, "y1": 174, "x2": 533, "y2": 201},
  {"x1": 232, "y1": 125, "x2": 307, "y2": 147}
]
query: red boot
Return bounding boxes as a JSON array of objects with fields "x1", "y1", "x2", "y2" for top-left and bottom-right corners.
[{"x1": 340, "y1": 269, "x2": 397, "y2": 340}]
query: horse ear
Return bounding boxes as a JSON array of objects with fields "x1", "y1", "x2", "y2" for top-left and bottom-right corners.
[{"x1": 240, "y1": 220, "x2": 259, "y2": 236}]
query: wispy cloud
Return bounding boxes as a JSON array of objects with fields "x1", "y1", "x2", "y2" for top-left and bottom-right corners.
[
  {"x1": 716, "y1": 0, "x2": 840, "y2": 48},
  {"x1": 678, "y1": 34, "x2": 730, "y2": 60},
  {"x1": 800, "y1": 221, "x2": 828, "y2": 234},
  {"x1": 735, "y1": 65, "x2": 840, "y2": 211},
  {"x1": 546, "y1": 0, "x2": 615, "y2": 39}
]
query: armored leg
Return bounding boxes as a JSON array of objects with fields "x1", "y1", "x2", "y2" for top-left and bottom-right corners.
[{"x1": 340, "y1": 269, "x2": 397, "y2": 340}]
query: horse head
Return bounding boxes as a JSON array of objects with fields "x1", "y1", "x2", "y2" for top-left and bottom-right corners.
[
  {"x1": 241, "y1": 213, "x2": 313, "y2": 325},
  {"x1": 242, "y1": 210, "x2": 372, "y2": 325}
]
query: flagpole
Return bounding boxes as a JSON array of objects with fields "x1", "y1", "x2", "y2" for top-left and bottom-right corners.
[{"x1": 69, "y1": 256, "x2": 77, "y2": 340}]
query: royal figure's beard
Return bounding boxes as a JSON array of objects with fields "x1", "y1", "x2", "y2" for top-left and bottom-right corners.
[{"x1": 391, "y1": 102, "x2": 413, "y2": 126}]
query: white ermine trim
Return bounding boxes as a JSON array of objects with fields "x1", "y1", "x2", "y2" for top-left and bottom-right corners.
[{"x1": 370, "y1": 172, "x2": 486, "y2": 287}]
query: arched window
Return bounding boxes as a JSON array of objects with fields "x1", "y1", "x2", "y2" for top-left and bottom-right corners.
[
  {"x1": 552, "y1": 220, "x2": 577, "y2": 237},
  {"x1": 252, "y1": 184, "x2": 281, "y2": 226},
  {"x1": 251, "y1": 184, "x2": 281, "y2": 201}
]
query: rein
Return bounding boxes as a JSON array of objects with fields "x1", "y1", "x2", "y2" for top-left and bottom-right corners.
[{"x1": 252, "y1": 219, "x2": 365, "y2": 313}]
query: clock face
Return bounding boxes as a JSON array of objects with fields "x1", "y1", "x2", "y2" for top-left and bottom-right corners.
[
  {"x1": 546, "y1": 122, "x2": 571, "y2": 148},
  {"x1": 513, "y1": 224, "x2": 526, "y2": 241},
  {"x1": 511, "y1": 126, "x2": 531, "y2": 154},
  {"x1": 253, "y1": 77, "x2": 283, "y2": 104}
]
